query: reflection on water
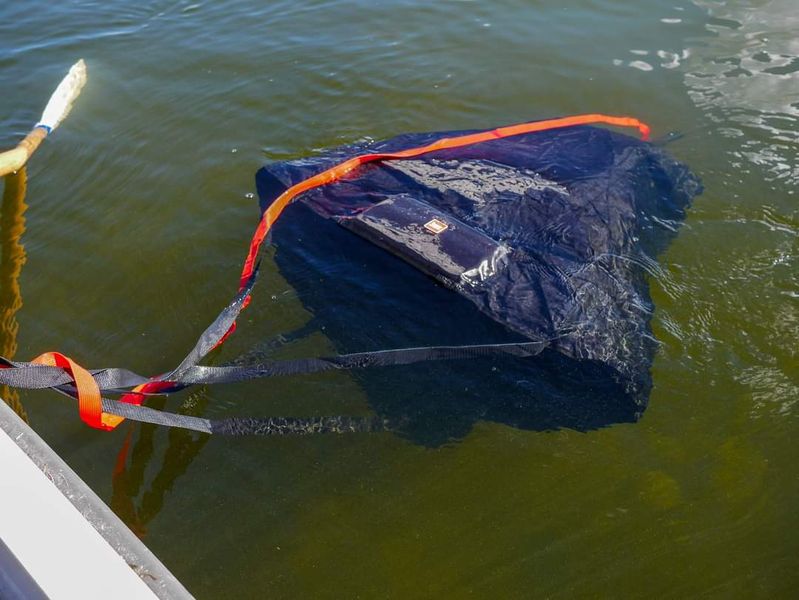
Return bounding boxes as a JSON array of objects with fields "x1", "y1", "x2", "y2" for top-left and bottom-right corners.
[
  {"x1": 111, "y1": 388, "x2": 211, "y2": 538},
  {"x1": 688, "y1": 0, "x2": 799, "y2": 184},
  {"x1": 609, "y1": 0, "x2": 799, "y2": 185},
  {"x1": 679, "y1": 0, "x2": 799, "y2": 429},
  {"x1": 0, "y1": 169, "x2": 28, "y2": 422}
]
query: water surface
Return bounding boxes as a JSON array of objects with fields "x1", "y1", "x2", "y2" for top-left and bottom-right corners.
[{"x1": 1, "y1": 0, "x2": 797, "y2": 597}]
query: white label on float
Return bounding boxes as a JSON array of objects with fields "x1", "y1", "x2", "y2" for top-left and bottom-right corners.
[{"x1": 424, "y1": 218, "x2": 449, "y2": 234}]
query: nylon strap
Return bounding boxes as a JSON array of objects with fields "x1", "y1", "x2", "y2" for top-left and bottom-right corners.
[
  {"x1": 31, "y1": 352, "x2": 123, "y2": 430},
  {"x1": 0, "y1": 339, "x2": 548, "y2": 435},
  {"x1": 0, "y1": 340, "x2": 549, "y2": 392}
]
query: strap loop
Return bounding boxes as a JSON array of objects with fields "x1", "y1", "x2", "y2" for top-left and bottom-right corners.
[{"x1": 31, "y1": 352, "x2": 124, "y2": 430}]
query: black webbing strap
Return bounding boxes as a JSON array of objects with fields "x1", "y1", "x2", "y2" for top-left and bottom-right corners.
[
  {"x1": 0, "y1": 361, "x2": 147, "y2": 390},
  {"x1": 0, "y1": 339, "x2": 548, "y2": 435},
  {"x1": 0, "y1": 340, "x2": 547, "y2": 391},
  {"x1": 167, "y1": 264, "x2": 260, "y2": 379},
  {"x1": 101, "y1": 397, "x2": 391, "y2": 437}
]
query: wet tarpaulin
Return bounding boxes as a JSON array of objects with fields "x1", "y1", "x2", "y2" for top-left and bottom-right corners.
[{"x1": 257, "y1": 121, "x2": 701, "y2": 443}]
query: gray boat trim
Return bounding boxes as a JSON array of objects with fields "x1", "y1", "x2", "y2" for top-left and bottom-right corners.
[{"x1": 0, "y1": 398, "x2": 194, "y2": 599}]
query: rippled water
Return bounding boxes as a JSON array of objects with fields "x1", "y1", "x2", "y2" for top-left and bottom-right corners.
[{"x1": 1, "y1": 1, "x2": 797, "y2": 597}]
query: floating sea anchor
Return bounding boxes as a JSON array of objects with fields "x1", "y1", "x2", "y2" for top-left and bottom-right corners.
[
  {"x1": 0, "y1": 113, "x2": 701, "y2": 437},
  {"x1": 258, "y1": 116, "x2": 701, "y2": 442}
]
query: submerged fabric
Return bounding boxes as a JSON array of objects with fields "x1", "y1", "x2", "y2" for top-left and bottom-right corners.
[{"x1": 255, "y1": 124, "x2": 701, "y2": 443}]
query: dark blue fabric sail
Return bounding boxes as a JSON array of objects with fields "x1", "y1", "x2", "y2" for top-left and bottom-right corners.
[{"x1": 255, "y1": 124, "x2": 701, "y2": 444}]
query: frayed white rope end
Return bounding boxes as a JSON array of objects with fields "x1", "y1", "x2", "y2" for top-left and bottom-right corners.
[{"x1": 36, "y1": 59, "x2": 87, "y2": 133}]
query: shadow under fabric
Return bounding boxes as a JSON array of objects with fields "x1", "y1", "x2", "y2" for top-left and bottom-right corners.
[{"x1": 256, "y1": 124, "x2": 700, "y2": 446}]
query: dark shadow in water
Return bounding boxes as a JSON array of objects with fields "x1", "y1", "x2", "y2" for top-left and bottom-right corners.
[
  {"x1": 0, "y1": 169, "x2": 29, "y2": 422},
  {"x1": 270, "y1": 202, "x2": 645, "y2": 447}
]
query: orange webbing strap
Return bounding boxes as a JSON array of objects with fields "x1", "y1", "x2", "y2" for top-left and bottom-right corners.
[
  {"x1": 238, "y1": 114, "x2": 650, "y2": 290},
  {"x1": 32, "y1": 352, "x2": 124, "y2": 430}
]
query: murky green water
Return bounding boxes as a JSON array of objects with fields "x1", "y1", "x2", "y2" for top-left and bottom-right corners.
[{"x1": 2, "y1": 0, "x2": 797, "y2": 597}]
